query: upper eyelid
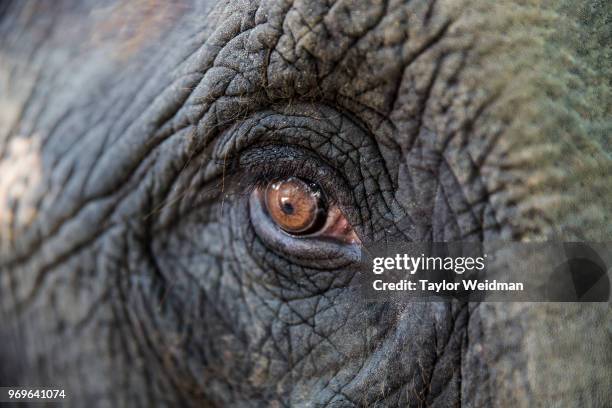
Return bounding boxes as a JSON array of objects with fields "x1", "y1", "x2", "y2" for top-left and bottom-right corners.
[
  {"x1": 234, "y1": 144, "x2": 351, "y2": 206},
  {"x1": 211, "y1": 106, "x2": 369, "y2": 175},
  {"x1": 209, "y1": 106, "x2": 375, "y2": 220}
]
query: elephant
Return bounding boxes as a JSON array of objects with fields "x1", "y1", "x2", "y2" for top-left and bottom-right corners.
[{"x1": 0, "y1": 0, "x2": 610, "y2": 406}]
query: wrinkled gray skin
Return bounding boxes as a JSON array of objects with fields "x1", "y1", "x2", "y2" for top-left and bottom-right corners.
[{"x1": 0, "y1": 0, "x2": 610, "y2": 407}]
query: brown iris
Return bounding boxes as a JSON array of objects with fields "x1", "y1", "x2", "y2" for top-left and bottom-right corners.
[{"x1": 264, "y1": 177, "x2": 327, "y2": 235}]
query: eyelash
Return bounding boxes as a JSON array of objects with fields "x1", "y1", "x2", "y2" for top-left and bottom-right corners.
[{"x1": 226, "y1": 145, "x2": 346, "y2": 207}]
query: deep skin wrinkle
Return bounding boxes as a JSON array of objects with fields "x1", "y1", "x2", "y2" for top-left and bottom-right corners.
[{"x1": 0, "y1": 1, "x2": 610, "y2": 406}]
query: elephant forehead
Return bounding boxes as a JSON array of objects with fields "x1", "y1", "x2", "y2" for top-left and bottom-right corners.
[
  {"x1": 190, "y1": 0, "x2": 535, "y2": 129},
  {"x1": 191, "y1": 0, "x2": 464, "y2": 127}
]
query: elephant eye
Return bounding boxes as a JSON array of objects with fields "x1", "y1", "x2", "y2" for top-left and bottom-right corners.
[
  {"x1": 253, "y1": 177, "x2": 359, "y2": 244},
  {"x1": 264, "y1": 177, "x2": 327, "y2": 235}
]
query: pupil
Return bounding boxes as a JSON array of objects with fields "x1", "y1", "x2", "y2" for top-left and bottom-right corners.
[{"x1": 281, "y1": 202, "x2": 294, "y2": 215}]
